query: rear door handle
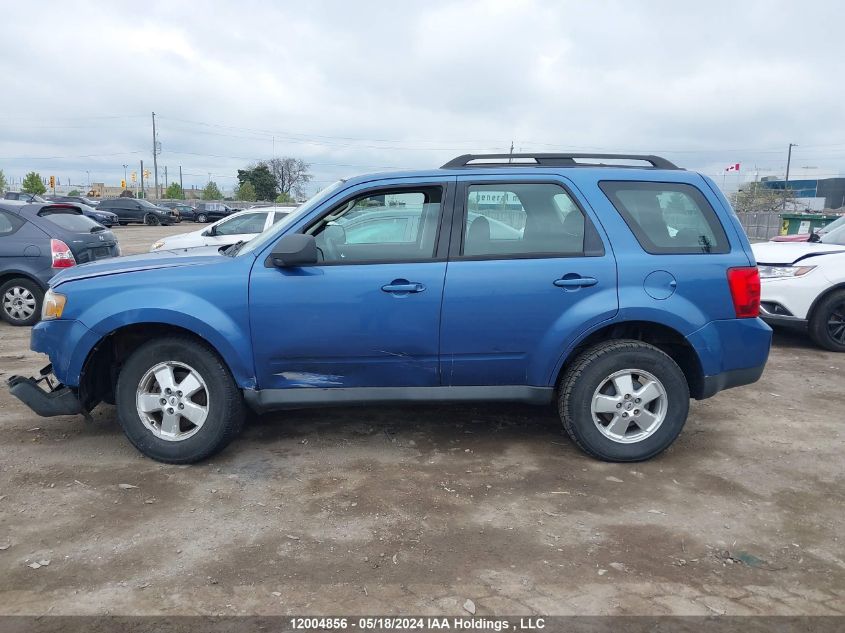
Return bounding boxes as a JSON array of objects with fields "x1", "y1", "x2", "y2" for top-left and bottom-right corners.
[
  {"x1": 381, "y1": 280, "x2": 426, "y2": 294},
  {"x1": 554, "y1": 276, "x2": 598, "y2": 288}
]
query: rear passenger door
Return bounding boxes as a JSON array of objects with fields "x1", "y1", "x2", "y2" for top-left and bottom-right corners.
[{"x1": 439, "y1": 176, "x2": 618, "y2": 387}]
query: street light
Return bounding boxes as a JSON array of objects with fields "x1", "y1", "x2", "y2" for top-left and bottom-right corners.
[
  {"x1": 123, "y1": 164, "x2": 128, "y2": 188},
  {"x1": 86, "y1": 171, "x2": 90, "y2": 190}
]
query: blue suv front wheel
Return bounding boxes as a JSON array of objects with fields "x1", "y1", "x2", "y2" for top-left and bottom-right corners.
[{"x1": 115, "y1": 337, "x2": 246, "y2": 463}]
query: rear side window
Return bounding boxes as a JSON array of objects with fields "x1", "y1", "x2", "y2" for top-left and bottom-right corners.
[
  {"x1": 600, "y1": 181, "x2": 729, "y2": 254},
  {"x1": 38, "y1": 209, "x2": 102, "y2": 232},
  {"x1": 0, "y1": 210, "x2": 25, "y2": 236}
]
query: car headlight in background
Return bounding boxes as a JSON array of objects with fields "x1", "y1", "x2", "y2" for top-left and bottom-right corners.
[
  {"x1": 758, "y1": 265, "x2": 816, "y2": 279},
  {"x1": 42, "y1": 290, "x2": 67, "y2": 320}
]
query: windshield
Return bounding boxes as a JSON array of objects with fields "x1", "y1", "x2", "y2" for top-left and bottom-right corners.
[
  {"x1": 818, "y1": 215, "x2": 845, "y2": 235},
  {"x1": 138, "y1": 199, "x2": 159, "y2": 208},
  {"x1": 237, "y1": 180, "x2": 346, "y2": 256},
  {"x1": 820, "y1": 223, "x2": 845, "y2": 245}
]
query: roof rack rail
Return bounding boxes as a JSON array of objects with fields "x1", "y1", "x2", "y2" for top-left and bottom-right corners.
[{"x1": 441, "y1": 153, "x2": 679, "y2": 170}]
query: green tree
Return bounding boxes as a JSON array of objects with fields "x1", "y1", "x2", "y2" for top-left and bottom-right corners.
[
  {"x1": 68, "y1": 189, "x2": 80, "y2": 196},
  {"x1": 237, "y1": 163, "x2": 277, "y2": 201},
  {"x1": 275, "y1": 191, "x2": 294, "y2": 204},
  {"x1": 21, "y1": 171, "x2": 46, "y2": 195},
  {"x1": 202, "y1": 181, "x2": 222, "y2": 200},
  {"x1": 0, "y1": 170, "x2": 9, "y2": 194},
  {"x1": 165, "y1": 182, "x2": 184, "y2": 199},
  {"x1": 236, "y1": 181, "x2": 257, "y2": 201}
]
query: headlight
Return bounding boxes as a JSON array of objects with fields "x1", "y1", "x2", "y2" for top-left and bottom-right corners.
[
  {"x1": 42, "y1": 290, "x2": 67, "y2": 320},
  {"x1": 758, "y1": 265, "x2": 816, "y2": 279},
  {"x1": 151, "y1": 241, "x2": 165, "y2": 250}
]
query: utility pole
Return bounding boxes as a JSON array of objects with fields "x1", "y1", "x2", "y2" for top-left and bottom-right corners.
[
  {"x1": 508, "y1": 140, "x2": 514, "y2": 163},
  {"x1": 179, "y1": 166, "x2": 183, "y2": 195},
  {"x1": 164, "y1": 166, "x2": 168, "y2": 192},
  {"x1": 140, "y1": 159, "x2": 145, "y2": 199},
  {"x1": 151, "y1": 112, "x2": 159, "y2": 200},
  {"x1": 783, "y1": 143, "x2": 796, "y2": 211}
]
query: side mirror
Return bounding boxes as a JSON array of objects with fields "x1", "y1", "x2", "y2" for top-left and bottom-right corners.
[
  {"x1": 270, "y1": 234, "x2": 318, "y2": 267},
  {"x1": 206, "y1": 226, "x2": 217, "y2": 237},
  {"x1": 808, "y1": 231, "x2": 821, "y2": 243}
]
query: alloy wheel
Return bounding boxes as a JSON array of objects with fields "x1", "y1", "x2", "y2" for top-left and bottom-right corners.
[
  {"x1": 827, "y1": 302, "x2": 845, "y2": 344},
  {"x1": 590, "y1": 369, "x2": 668, "y2": 444},
  {"x1": 3, "y1": 286, "x2": 37, "y2": 322},
  {"x1": 136, "y1": 361, "x2": 209, "y2": 441}
]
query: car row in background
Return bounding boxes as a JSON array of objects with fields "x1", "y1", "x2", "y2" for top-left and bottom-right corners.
[
  {"x1": 151, "y1": 206, "x2": 295, "y2": 251},
  {"x1": 754, "y1": 221, "x2": 845, "y2": 352},
  {"x1": 45, "y1": 196, "x2": 118, "y2": 227},
  {"x1": 0, "y1": 201, "x2": 119, "y2": 326}
]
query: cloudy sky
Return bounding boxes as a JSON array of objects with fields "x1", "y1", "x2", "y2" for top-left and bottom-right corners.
[{"x1": 1, "y1": 0, "x2": 844, "y2": 195}]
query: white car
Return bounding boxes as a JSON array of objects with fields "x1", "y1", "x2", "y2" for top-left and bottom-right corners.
[
  {"x1": 752, "y1": 223, "x2": 845, "y2": 351},
  {"x1": 150, "y1": 207, "x2": 295, "y2": 252}
]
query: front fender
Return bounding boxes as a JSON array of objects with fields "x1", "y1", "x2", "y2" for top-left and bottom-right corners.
[{"x1": 52, "y1": 260, "x2": 256, "y2": 389}]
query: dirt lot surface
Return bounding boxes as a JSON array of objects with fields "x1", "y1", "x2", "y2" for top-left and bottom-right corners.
[{"x1": 0, "y1": 224, "x2": 843, "y2": 616}]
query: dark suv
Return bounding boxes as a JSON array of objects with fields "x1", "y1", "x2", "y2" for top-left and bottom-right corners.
[
  {"x1": 0, "y1": 202, "x2": 119, "y2": 326},
  {"x1": 192, "y1": 202, "x2": 235, "y2": 223},
  {"x1": 98, "y1": 198, "x2": 180, "y2": 226}
]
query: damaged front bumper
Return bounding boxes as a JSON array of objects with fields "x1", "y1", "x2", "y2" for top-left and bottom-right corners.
[{"x1": 7, "y1": 364, "x2": 83, "y2": 417}]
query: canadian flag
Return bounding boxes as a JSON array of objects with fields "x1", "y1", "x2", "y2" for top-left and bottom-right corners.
[{"x1": 725, "y1": 163, "x2": 741, "y2": 172}]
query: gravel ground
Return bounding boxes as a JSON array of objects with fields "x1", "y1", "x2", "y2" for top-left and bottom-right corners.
[{"x1": 0, "y1": 224, "x2": 843, "y2": 616}]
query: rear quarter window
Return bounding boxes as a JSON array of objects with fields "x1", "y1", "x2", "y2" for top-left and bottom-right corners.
[
  {"x1": 38, "y1": 209, "x2": 103, "y2": 232},
  {"x1": 599, "y1": 181, "x2": 729, "y2": 254}
]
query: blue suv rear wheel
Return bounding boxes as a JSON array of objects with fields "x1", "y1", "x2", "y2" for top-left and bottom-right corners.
[{"x1": 559, "y1": 340, "x2": 690, "y2": 461}]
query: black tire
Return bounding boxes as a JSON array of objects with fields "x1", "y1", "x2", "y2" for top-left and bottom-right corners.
[
  {"x1": 558, "y1": 340, "x2": 689, "y2": 462},
  {"x1": 196, "y1": 213, "x2": 208, "y2": 223},
  {"x1": 144, "y1": 213, "x2": 160, "y2": 226},
  {"x1": 808, "y1": 289, "x2": 845, "y2": 352},
  {"x1": 0, "y1": 277, "x2": 44, "y2": 326},
  {"x1": 115, "y1": 337, "x2": 246, "y2": 463}
]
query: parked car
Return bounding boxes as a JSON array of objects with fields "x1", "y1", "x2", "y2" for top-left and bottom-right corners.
[
  {"x1": 45, "y1": 197, "x2": 117, "y2": 227},
  {"x1": 46, "y1": 195, "x2": 102, "y2": 208},
  {"x1": 8, "y1": 153, "x2": 771, "y2": 464},
  {"x1": 771, "y1": 214, "x2": 845, "y2": 242},
  {"x1": 150, "y1": 207, "x2": 294, "y2": 252},
  {"x1": 192, "y1": 202, "x2": 235, "y2": 223},
  {"x1": 753, "y1": 223, "x2": 845, "y2": 351},
  {"x1": 159, "y1": 201, "x2": 197, "y2": 220},
  {"x1": 4, "y1": 192, "x2": 48, "y2": 203},
  {"x1": 97, "y1": 198, "x2": 181, "y2": 225},
  {"x1": 0, "y1": 201, "x2": 119, "y2": 326}
]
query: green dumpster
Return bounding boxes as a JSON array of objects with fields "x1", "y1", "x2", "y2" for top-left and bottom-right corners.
[{"x1": 779, "y1": 213, "x2": 842, "y2": 236}]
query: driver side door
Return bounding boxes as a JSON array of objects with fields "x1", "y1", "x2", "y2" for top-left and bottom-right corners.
[{"x1": 249, "y1": 178, "x2": 455, "y2": 390}]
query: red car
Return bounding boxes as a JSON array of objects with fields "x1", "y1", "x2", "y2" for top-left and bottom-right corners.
[{"x1": 772, "y1": 215, "x2": 845, "y2": 242}]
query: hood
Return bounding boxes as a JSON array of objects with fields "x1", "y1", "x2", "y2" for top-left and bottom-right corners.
[
  {"x1": 751, "y1": 241, "x2": 845, "y2": 265},
  {"x1": 51, "y1": 246, "x2": 229, "y2": 287}
]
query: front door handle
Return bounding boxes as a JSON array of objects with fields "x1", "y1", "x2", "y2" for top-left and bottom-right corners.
[
  {"x1": 554, "y1": 276, "x2": 598, "y2": 288},
  {"x1": 381, "y1": 280, "x2": 426, "y2": 294}
]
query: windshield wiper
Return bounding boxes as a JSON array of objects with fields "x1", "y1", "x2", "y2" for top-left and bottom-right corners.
[{"x1": 223, "y1": 240, "x2": 246, "y2": 256}]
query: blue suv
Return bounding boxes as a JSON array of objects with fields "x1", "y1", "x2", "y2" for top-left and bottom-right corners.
[{"x1": 8, "y1": 153, "x2": 772, "y2": 464}]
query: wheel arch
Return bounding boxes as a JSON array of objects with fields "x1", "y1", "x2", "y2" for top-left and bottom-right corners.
[
  {"x1": 77, "y1": 322, "x2": 251, "y2": 411},
  {"x1": 807, "y1": 282, "x2": 845, "y2": 322},
  {"x1": 0, "y1": 270, "x2": 49, "y2": 292},
  {"x1": 552, "y1": 320, "x2": 706, "y2": 399}
]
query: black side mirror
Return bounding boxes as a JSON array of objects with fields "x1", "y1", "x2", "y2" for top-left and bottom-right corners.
[
  {"x1": 808, "y1": 231, "x2": 821, "y2": 243},
  {"x1": 270, "y1": 234, "x2": 318, "y2": 267}
]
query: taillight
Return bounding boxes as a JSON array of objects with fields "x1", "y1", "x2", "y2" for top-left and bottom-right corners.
[
  {"x1": 727, "y1": 266, "x2": 760, "y2": 318},
  {"x1": 50, "y1": 239, "x2": 76, "y2": 269}
]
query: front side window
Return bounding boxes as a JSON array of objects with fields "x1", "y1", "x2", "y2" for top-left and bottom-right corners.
[
  {"x1": 215, "y1": 212, "x2": 267, "y2": 236},
  {"x1": 307, "y1": 187, "x2": 442, "y2": 264},
  {"x1": 463, "y1": 183, "x2": 585, "y2": 257},
  {"x1": 600, "y1": 181, "x2": 729, "y2": 254}
]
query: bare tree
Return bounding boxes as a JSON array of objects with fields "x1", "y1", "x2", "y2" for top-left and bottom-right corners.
[{"x1": 266, "y1": 157, "x2": 312, "y2": 198}]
